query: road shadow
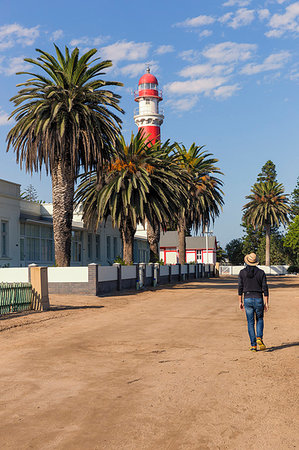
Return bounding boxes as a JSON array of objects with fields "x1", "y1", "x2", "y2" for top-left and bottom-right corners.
[
  {"x1": 51, "y1": 305, "x2": 104, "y2": 311},
  {"x1": 266, "y1": 341, "x2": 299, "y2": 352}
]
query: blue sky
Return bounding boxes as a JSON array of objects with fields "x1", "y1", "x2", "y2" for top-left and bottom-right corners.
[{"x1": 0, "y1": 0, "x2": 298, "y2": 246}]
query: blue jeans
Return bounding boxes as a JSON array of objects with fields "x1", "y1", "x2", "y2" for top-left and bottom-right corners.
[{"x1": 244, "y1": 297, "x2": 264, "y2": 346}]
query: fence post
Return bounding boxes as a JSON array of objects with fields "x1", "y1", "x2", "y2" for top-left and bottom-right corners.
[
  {"x1": 88, "y1": 263, "x2": 98, "y2": 295},
  {"x1": 113, "y1": 263, "x2": 122, "y2": 291},
  {"x1": 153, "y1": 263, "x2": 160, "y2": 287},
  {"x1": 187, "y1": 264, "x2": 190, "y2": 280},
  {"x1": 168, "y1": 264, "x2": 172, "y2": 284},
  {"x1": 30, "y1": 266, "x2": 50, "y2": 311},
  {"x1": 138, "y1": 263, "x2": 146, "y2": 289},
  {"x1": 178, "y1": 263, "x2": 182, "y2": 281}
]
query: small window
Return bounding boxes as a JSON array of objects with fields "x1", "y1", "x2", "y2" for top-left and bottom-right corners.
[
  {"x1": 95, "y1": 235, "x2": 100, "y2": 259},
  {"x1": 88, "y1": 233, "x2": 92, "y2": 259},
  {"x1": 145, "y1": 99, "x2": 150, "y2": 104},
  {"x1": 1, "y1": 221, "x2": 8, "y2": 257},
  {"x1": 107, "y1": 236, "x2": 111, "y2": 259}
]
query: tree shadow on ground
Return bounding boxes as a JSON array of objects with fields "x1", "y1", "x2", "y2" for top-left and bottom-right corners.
[{"x1": 266, "y1": 341, "x2": 299, "y2": 352}]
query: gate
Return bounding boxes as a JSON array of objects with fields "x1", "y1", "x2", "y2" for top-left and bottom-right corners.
[{"x1": 0, "y1": 283, "x2": 32, "y2": 315}]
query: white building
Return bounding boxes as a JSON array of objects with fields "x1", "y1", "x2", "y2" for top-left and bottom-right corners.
[
  {"x1": 0, "y1": 178, "x2": 149, "y2": 267},
  {"x1": 159, "y1": 231, "x2": 217, "y2": 265}
]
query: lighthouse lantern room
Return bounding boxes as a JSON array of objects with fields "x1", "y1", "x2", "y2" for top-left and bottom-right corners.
[{"x1": 134, "y1": 67, "x2": 164, "y2": 143}]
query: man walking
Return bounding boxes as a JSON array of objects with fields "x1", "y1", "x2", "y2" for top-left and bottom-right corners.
[{"x1": 238, "y1": 253, "x2": 269, "y2": 351}]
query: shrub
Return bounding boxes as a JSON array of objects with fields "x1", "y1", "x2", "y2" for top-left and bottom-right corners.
[{"x1": 287, "y1": 265, "x2": 299, "y2": 274}]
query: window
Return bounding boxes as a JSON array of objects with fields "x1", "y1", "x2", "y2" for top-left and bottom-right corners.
[
  {"x1": 88, "y1": 233, "x2": 92, "y2": 259},
  {"x1": 95, "y1": 235, "x2": 100, "y2": 260},
  {"x1": 145, "y1": 99, "x2": 150, "y2": 104},
  {"x1": 20, "y1": 223, "x2": 54, "y2": 262},
  {"x1": 113, "y1": 237, "x2": 118, "y2": 259},
  {"x1": 107, "y1": 236, "x2": 111, "y2": 259},
  {"x1": 1, "y1": 221, "x2": 8, "y2": 257},
  {"x1": 71, "y1": 231, "x2": 82, "y2": 262},
  {"x1": 139, "y1": 83, "x2": 157, "y2": 90}
]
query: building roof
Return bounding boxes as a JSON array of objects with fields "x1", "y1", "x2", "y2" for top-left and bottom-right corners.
[
  {"x1": 160, "y1": 231, "x2": 216, "y2": 249},
  {"x1": 138, "y1": 72, "x2": 158, "y2": 85}
]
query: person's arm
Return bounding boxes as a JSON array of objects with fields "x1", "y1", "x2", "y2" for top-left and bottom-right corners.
[
  {"x1": 238, "y1": 272, "x2": 244, "y2": 310},
  {"x1": 262, "y1": 273, "x2": 269, "y2": 311}
]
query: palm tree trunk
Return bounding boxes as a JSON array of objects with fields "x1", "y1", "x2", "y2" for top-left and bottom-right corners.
[
  {"x1": 52, "y1": 159, "x2": 75, "y2": 266},
  {"x1": 120, "y1": 218, "x2": 136, "y2": 265},
  {"x1": 265, "y1": 223, "x2": 271, "y2": 266},
  {"x1": 146, "y1": 218, "x2": 160, "y2": 263},
  {"x1": 178, "y1": 213, "x2": 186, "y2": 265}
]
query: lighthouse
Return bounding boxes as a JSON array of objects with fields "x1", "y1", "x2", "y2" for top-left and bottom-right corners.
[{"x1": 134, "y1": 67, "x2": 164, "y2": 143}]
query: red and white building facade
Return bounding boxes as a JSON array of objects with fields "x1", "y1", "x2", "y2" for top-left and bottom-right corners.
[
  {"x1": 134, "y1": 67, "x2": 164, "y2": 143},
  {"x1": 159, "y1": 231, "x2": 217, "y2": 265}
]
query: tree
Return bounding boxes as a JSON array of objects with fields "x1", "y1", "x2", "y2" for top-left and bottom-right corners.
[
  {"x1": 216, "y1": 245, "x2": 227, "y2": 263},
  {"x1": 256, "y1": 160, "x2": 277, "y2": 184},
  {"x1": 284, "y1": 215, "x2": 299, "y2": 264},
  {"x1": 173, "y1": 143, "x2": 224, "y2": 265},
  {"x1": 257, "y1": 232, "x2": 289, "y2": 265},
  {"x1": 7, "y1": 45, "x2": 123, "y2": 266},
  {"x1": 226, "y1": 238, "x2": 244, "y2": 265},
  {"x1": 243, "y1": 181, "x2": 290, "y2": 265},
  {"x1": 21, "y1": 184, "x2": 38, "y2": 202},
  {"x1": 75, "y1": 132, "x2": 187, "y2": 265},
  {"x1": 290, "y1": 177, "x2": 299, "y2": 220}
]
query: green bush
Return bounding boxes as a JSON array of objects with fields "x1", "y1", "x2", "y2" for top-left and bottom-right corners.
[{"x1": 287, "y1": 265, "x2": 299, "y2": 274}]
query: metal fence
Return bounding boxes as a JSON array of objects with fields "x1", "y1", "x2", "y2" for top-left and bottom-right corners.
[{"x1": 0, "y1": 283, "x2": 32, "y2": 315}]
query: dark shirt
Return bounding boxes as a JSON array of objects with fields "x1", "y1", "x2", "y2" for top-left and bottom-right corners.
[{"x1": 238, "y1": 266, "x2": 269, "y2": 298}]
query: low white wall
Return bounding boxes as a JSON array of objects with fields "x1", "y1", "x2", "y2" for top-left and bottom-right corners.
[
  {"x1": 122, "y1": 266, "x2": 137, "y2": 280},
  {"x1": 48, "y1": 267, "x2": 88, "y2": 283},
  {"x1": 181, "y1": 265, "x2": 187, "y2": 275},
  {"x1": 160, "y1": 265, "x2": 169, "y2": 276},
  {"x1": 146, "y1": 265, "x2": 152, "y2": 277},
  {"x1": 98, "y1": 266, "x2": 118, "y2": 282},
  {"x1": 189, "y1": 265, "x2": 195, "y2": 273},
  {"x1": 220, "y1": 265, "x2": 289, "y2": 276},
  {"x1": 0, "y1": 268, "x2": 28, "y2": 283},
  {"x1": 172, "y1": 265, "x2": 179, "y2": 275}
]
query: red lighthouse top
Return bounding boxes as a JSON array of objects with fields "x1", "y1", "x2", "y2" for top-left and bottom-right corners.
[{"x1": 134, "y1": 67, "x2": 162, "y2": 102}]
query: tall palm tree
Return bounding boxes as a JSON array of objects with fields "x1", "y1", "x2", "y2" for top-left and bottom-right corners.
[
  {"x1": 75, "y1": 132, "x2": 188, "y2": 265},
  {"x1": 174, "y1": 143, "x2": 224, "y2": 265},
  {"x1": 7, "y1": 45, "x2": 123, "y2": 266},
  {"x1": 243, "y1": 181, "x2": 290, "y2": 266}
]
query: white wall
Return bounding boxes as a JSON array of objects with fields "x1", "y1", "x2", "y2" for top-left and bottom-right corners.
[
  {"x1": 48, "y1": 267, "x2": 88, "y2": 282},
  {"x1": 219, "y1": 265, "x2": 289, "y2": 276},
  {"x1": 0, "y1": 268, "x2": 28, "y2": 282}
]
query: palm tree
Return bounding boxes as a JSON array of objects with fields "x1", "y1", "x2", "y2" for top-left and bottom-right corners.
[
  {"x1": 7, "y1": 45, "x2": 123, "y2": 266},
  {"x1": 75, "y1": 132, "x2": 188, "y2": 265},
  {"x1": 174, "y1": 143, "x2": 224, "y2": 265},
  {"x1": 243, "y1": 181, "x2": 290, "y2": 266}
]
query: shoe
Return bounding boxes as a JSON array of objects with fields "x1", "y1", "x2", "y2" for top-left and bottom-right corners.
[
  {"x1": 257, "y1": 338, "x2": 266, "y2": 350},
  {"x1": 250, "y1": 346, "x2": 257, "y2": 352}
]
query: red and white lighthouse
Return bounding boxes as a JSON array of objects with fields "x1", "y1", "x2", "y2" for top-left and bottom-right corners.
[{"x1": 134, "y1": 67, "x2": 164, "y2": 144}]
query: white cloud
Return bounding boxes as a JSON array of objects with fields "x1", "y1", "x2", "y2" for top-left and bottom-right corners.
[
  {"x1": 165, "y1": 77, "x2": 227, "y2": 95},
  {"x1": 223, "y1": 0, "x2": 251, "y2": 6},
  {"x1": 0, "y1": 56, "x2": 28, "y2": 76},
  {"x1": 101, "y1": 40, "x2": 151, "y2": 63},
  {"x1": 50, "y1": 29, "x2": 63, "y2": 41},
  {"x1": 155, "y1": 45, "x2": 174, "y2": 55},
  {"x1": 0, "y1": 109, "x2": 10, "y2": 126},
  {"x1": 0, "y1": 23, "x2": 39, "y2": 50},
  {"x1": 213, "y1": 84, "x2": 240, "y2": 99},
  {"x1": 202, "y1": 42, "x2": 257, "y2": 63},
  {"x1": 258, "y1": 9, "x2": 270, "y2": 21},
  {"x1": 119, "y1": 61, "x2": 158, "y2": 78},
  {"x1": 241, "y1": 51, "x2": 291, "y2": 75},
  {"x1": 70, "y1": 35, "x2": 107, "y2": 48},
  {"x1": 179, "y1": 63, "x2": 233, "y2": 78},
  {"x1": 266, "y1": 2, "x2": 299, "y2": 37},
  {"x1": 167, "y1": 96, "x2": 199, "y2": 112},
  {"x1": 179, "y1": 49, "x2": 201, "y2": 62},
  {"x1": 175, "y1": 15, "x2": 215, "y2": 28},
  {"x1": 220, "y1": 8, "x2": 255, "y2": 28},
  {"x1": 199, "y1": 30, "x2": 213, "y2": 38}
]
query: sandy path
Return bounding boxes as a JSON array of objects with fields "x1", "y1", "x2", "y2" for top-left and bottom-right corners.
[{"x1": 0, "y1": 277, "x2": 298, "y2": 449}]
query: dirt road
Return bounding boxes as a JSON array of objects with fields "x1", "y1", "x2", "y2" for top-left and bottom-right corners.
[{"x1": 0, "y1": 277, "x2": 298, "y2": 449}]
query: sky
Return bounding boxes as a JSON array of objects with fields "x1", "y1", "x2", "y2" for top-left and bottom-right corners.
[{"x1": 0, "y1": 0, "x2": 298, "y2": 247}]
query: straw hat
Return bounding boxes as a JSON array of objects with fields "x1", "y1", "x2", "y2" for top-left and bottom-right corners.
[{"x1": 244, "y1": 253, "x2": 259, "y2": 266}]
